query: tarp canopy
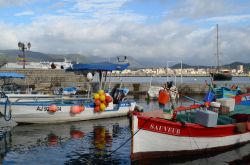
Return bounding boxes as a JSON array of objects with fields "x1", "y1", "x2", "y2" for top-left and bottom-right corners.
[
  {"x1": 0, "y1": 72, "x2": 25, "y2": 79},
  {"x1": 66, "y1": 62, "x2": 129, "y2": 72}
]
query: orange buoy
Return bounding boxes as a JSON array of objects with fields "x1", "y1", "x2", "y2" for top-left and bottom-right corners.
[
  {"x1": 70, "y1": 105, "x2": 81, "y2": 114},
  {"x1": 158, "y1": 90, "x2": 170, "y2": 105},
  {"x1": 105, "y1": 95, "x2": 113, "y2": 103},
  {"x1": 94, "y1": 99, "x2": 101, "y2": 106},
  {"x1": 48, "y1": 104, "x2": 58, "y2": 113},
  {"x1": 94, "y1": 105, "x2": 100, "y2": 112},
  {"x1": 204, "y1": 102, "x2": 211, "y2": 107}
]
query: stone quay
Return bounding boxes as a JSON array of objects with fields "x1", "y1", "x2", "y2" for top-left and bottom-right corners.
[{"x1": 0, "y1": 69, "x2": 249, "y2": 94}]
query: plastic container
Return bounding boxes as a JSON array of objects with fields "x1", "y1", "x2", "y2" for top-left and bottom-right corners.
[
  {"x1": 195, "y1": 110, "x2": 218, "y2": 127},
  {"x1": 217, "y1": 98, "x2": 235, "y2": 112}
]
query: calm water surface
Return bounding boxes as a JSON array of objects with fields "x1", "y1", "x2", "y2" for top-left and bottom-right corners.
[{"x1": 1, "y1": 95, "x2": 250, "y2": 165}]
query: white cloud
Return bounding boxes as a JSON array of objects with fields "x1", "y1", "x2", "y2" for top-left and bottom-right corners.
[
  {"x1": 0, "y1": 0, "x2": 34, "y2": 7},
  {"x1": 204, "y1": 14, "x2": 250, "y2": 24},
  {"x1": 168, "y1": 0, "x2": 250, "y2": 19},
  {"x1": 0, "y1": 0, "x2": 250, "y2": 66},
  {"x1": 14, "y1": 10, "x2": 34, "y2": 17}
]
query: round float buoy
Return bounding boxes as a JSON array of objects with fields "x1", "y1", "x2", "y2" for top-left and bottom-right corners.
[
  {"x1": 98, "y1": 89, "x2": 105, "y2": 95},
  {"x1": 70, "y1": 105, "x2": 82, "y2": 114},
  {"x1": 100, "y1": 103, "x2": 106, "y2": 112},
  {"x1": 204, "y1": 102, "x2": 211, "y2": 107},
  {"x1": 99, "y1": 94, "x2": 106, "y2": 102},
  {"x1": 158, "y1": 90, "x2": 170, "y2": 105},
  {"x1": 94, "y1": 93, "x2": 100, "y2": 100},
  {"x1": 105, "y1": 95, "x2": 112, "y2": 103},
  {"x1": 48, "y1": 104, "x2": 58, "y2": 113},
  {"x1": 94, "y1": 99, "x2": 101, "y2": 106},
  {"x1": 94, "y1": 106, "x2": 100, "y2": 112}
]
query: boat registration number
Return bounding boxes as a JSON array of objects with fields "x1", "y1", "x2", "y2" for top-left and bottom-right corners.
[
  {"x1": 36, "y1": 106, "x2": 62, "y2": 111},
  {"x1": 242, "y1": 96, "x2": 250, "y2": 101}
]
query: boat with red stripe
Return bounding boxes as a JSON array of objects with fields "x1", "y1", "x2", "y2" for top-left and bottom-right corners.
[{"x1": 131, "y1": 96, "x2": 250, "y2": 161}]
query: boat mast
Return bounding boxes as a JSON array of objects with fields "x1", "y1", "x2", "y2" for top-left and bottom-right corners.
[{"x1": 216, "y1": 24, "x2": 220, "y2": 71}]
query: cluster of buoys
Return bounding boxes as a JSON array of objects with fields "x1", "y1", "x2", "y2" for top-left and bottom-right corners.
[
  {"x1": 93, "y1": 90, "x2": 113, "y2": 113},
  {"x1": 70, "y1": 105, "x2": 85, "y2": 114},
  {"x1": 158, "y1": 89, "x2": 170, "y2": 105}
]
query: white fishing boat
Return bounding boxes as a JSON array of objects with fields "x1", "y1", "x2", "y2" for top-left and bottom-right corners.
[
  {"x1": 131, "y1": 96, "x2": 250, "y2": 161},
  {"x1": 147, "y1": 74, "x2": 178, "y2": 101},
  {"x1": 0, "y1": 62, "x2": 136, "y2": 124}
]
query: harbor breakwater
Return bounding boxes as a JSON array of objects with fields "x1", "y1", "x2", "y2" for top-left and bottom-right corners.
[{"x1": 0, "y1": 69, "x2": 250, "y2": 94}]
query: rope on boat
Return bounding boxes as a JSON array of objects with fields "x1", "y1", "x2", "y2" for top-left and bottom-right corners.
[
  {"x1": 4, "y1": 97, "x2": 12, "y2": 121},
  {"x1": 108, "y1": 117, "x2": 152, "y2": 156},
  {"x1": 1, "y1": 92, "x2": 12, "y2": 121},
  {"x1": 163, "y1": 85, "x2": 204, "y2": 105},
  {"x1": 181, "y1": 95, "x2": 204, "y2": 104}
]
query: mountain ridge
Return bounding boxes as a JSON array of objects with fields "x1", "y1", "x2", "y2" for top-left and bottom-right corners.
[{"x1": 0, "y1": 49, "x2": 249, "y2": 70}]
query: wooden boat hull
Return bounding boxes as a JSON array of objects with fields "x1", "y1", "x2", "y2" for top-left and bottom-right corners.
[
  {"x1": 0, "y1": 101, "x2": 136, "y2": 124},
  {"x1": 131, "y1": 113, "x2": 250, "y2": 161}
]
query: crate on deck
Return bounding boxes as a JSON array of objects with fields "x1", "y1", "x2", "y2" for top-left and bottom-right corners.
[{"x1": 195, "y1": 110, "x2": 218, "y2": 127}]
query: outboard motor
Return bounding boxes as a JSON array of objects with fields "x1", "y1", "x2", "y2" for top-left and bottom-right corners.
[{"x1": 112, "y1": 88, "x2": 129, "y2": 104}]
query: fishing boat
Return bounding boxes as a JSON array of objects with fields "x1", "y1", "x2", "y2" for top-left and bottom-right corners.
[
  {"x1": 0, "y1": 62, "x2": 136, "y2": 124},
  {"x1": 131, "y1": 94, "x2": 250, "y2": 161},
  {"x1": 210, "y1": 24, "x2": 232, "y2": 81},
  {"x1": 147, "y1": 74, "x2": 178, "y2": 101}
]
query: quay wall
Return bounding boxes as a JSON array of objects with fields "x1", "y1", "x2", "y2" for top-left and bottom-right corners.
[{"x1": 0, "y1": 69, "x2": 250, "y2": 94}]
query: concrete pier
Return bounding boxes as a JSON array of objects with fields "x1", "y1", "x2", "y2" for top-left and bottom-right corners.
[{"x1": 0, "y1": 69, "x2": 249, "y2": 94}]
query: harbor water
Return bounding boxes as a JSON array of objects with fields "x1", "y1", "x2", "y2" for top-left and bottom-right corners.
[{"x1": 1, "y1": 94, "x2": 250, "y2": 165}]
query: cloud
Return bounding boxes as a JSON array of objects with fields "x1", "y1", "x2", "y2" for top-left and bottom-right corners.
[
  {"x1": 0, "y1": 0, "x2": 34, "y2": 8},
  {"x1": 14, "y1": 10, "x2": 34, "y2": 17},
  {"x1": 167, "y1": 0, "x2": 250, "y2": 19},
  {"x1": 0, "y1": 0, "x2": 250, "y2": 66},
  {"x1": 203, "y1": 14, "x2": 250, "y2": 24}
]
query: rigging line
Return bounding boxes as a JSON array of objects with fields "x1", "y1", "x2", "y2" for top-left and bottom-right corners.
[
  {"x1": 186, "y1": 122, "x2": 200, "y2": 151},
  {"x1": 162, "y1": 84, "x2": 204, "y2": 104},
  {"x1": 108, "y1": 116, "x2": 152, "y2": 156}
]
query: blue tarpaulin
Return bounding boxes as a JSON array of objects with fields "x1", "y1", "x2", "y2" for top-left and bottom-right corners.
[
  {"x1": 0, "y1": 72, "x2": 25, "y2": 79},
  {"x1": 66, "y1": 62, "x2": 129, "y2": 71}
]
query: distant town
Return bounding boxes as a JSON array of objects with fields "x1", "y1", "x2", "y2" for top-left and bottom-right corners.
[
  {"x1": 1, "y1": 60, "x2": 248, "y2": 77},
  {"x1": 112, "y1": 64, "x2": 248, "y2": 77}
]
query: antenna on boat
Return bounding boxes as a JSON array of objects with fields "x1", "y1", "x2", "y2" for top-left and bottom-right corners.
[{"x1": 216, "y1": 24, "x2": 220, "y2": 72}]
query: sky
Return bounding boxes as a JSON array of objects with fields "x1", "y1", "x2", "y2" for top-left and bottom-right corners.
[{"x1": 0, "y1": 0, "x2": 250, "y2": 66}]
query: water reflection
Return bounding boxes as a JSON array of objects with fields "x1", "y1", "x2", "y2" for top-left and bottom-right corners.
[
  {"x1": 133, "y1": 143, "x2": 250, "y2": 165},
  {"x1": 1, "y1": 96, "x2": 250, "y2": 164},
  {"x1": 0, "y1": 117, "x2": 130, "y2": 165}
]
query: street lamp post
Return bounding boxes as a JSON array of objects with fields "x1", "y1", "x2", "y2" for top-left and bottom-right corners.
[{"x1": 18, "y1": 41, "x2": 31, "y2": 69}]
